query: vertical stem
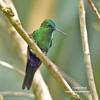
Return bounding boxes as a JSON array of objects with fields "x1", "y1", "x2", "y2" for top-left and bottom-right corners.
[{"x1": 78, "y1": 0, "x2": 98, "y2": 100}]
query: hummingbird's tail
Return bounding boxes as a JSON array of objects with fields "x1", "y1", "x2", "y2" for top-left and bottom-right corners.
[
  {"x1": 22, "y1": 64, "x2": 36, "y2": 90},
  {"x1": 22, "y1": 52, "x2": 41, "y2": 90}
]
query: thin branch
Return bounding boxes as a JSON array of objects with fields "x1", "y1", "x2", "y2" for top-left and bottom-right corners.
[
  {"x1": 0, "y1": 1, "x2": 81, "y2": 99},
  {"x1": 88, "y1": 0, "x2": 100, "y2": 22},
  {"x1": 78, "y1": 0, "x2": 98, "y2": 100},
  {"x1": 0, "y1": 60, "x2": 24, "y2": 75},
  {"x1": 0, "y1": 91, "x2": 34, "y2": 98}
]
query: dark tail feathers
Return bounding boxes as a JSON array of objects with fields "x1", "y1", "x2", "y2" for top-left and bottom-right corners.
[{"x1": 22, "y1": 64, "x2": 36, "y2": 90}]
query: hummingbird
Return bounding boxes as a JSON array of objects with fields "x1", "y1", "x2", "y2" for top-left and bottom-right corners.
[{"x1": 22, "y1": 19, "x2": 68, "y2": 90}]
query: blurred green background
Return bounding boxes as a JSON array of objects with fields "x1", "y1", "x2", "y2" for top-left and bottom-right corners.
[{"x1": 0, "y1": 0, "x2": 100, "y2": 100}]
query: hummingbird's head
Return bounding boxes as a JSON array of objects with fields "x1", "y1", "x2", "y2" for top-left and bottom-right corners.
[
  {"x1": 40, "y1": 19, "x2": 68, "y2": 37},
  {"x1": 40, "y1": 19, "x2": 56, "y2": 31}
]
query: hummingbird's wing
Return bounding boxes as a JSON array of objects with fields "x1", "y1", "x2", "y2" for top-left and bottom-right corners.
[{"x1": 22, "y1": 46, "x2": 42, "y2": 90}]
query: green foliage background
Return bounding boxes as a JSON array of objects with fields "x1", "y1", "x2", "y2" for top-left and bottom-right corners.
[{"x1": 0, "y1": 0, "x2": 100, "y2": 100}]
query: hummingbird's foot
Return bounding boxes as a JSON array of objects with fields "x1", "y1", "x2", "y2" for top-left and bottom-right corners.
[
  {"x1": 44, "y1": 52, "x2": 47, "y2": 56},
  {"x1": 28, "y1": 33, "x2": 32, "y2": 38}
]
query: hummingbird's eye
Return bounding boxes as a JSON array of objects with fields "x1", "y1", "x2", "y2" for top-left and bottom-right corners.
[{"x1": 47, "y1": 23, "x2": 52, "y2": 28}]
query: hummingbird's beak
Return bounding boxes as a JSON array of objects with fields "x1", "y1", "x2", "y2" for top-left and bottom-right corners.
[{"x1": 56, "y1": 28, "x2": 68, "y2": 37}]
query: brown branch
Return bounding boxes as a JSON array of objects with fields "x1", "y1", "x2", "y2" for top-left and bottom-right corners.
[
  {"x1": 0, "y1": 91, "x2": 34, "y2": 98},
  {"x1": 0, "y1": 60, "x2": 24, "y2": 75},
  {"x1": 0, "y1": 0, "x2": 81, "y2": 99},
  {"x1": 78, "y1": 0, "x2": 98, "y2": 100},
  {"x1": 88, "y1": 0, "x2": 100, "y2": 22}
]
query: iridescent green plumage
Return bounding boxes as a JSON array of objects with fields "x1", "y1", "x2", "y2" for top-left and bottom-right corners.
[
  {"x1": 22, "y1": 19, "x2": 67, "y2": 90},
  {"x1": 32, "y1": 19, "x2": 55, "y2": 53}
]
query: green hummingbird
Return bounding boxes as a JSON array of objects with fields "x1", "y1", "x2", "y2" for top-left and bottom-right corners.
[{"x1": 22, "y1": 19, "x2": 68, "y2": 90}]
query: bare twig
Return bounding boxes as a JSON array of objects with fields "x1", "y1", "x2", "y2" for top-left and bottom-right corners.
[
  {"x1": 0, "y1": 91, "x2": 34, "y2": 98},
  {"x1": 87, "y1": 0, "x2": 100, "y2": 22},
  {"x1": 2, "y1": 1, "x2": 53, "y2": 100},
  {"x1": 0, "y1": 0, "x2": 81, "y2": 99},
  {"x1": 0, "y1": 60, "x2": 24, "y2": 75},
  {"x1": 78, "y1": 0, "x2": 98, "y2": 100}
]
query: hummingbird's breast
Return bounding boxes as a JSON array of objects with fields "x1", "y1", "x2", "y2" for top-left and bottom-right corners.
[{"x1": 33, "y1": 30, "x2": 53, "y2": 53}]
